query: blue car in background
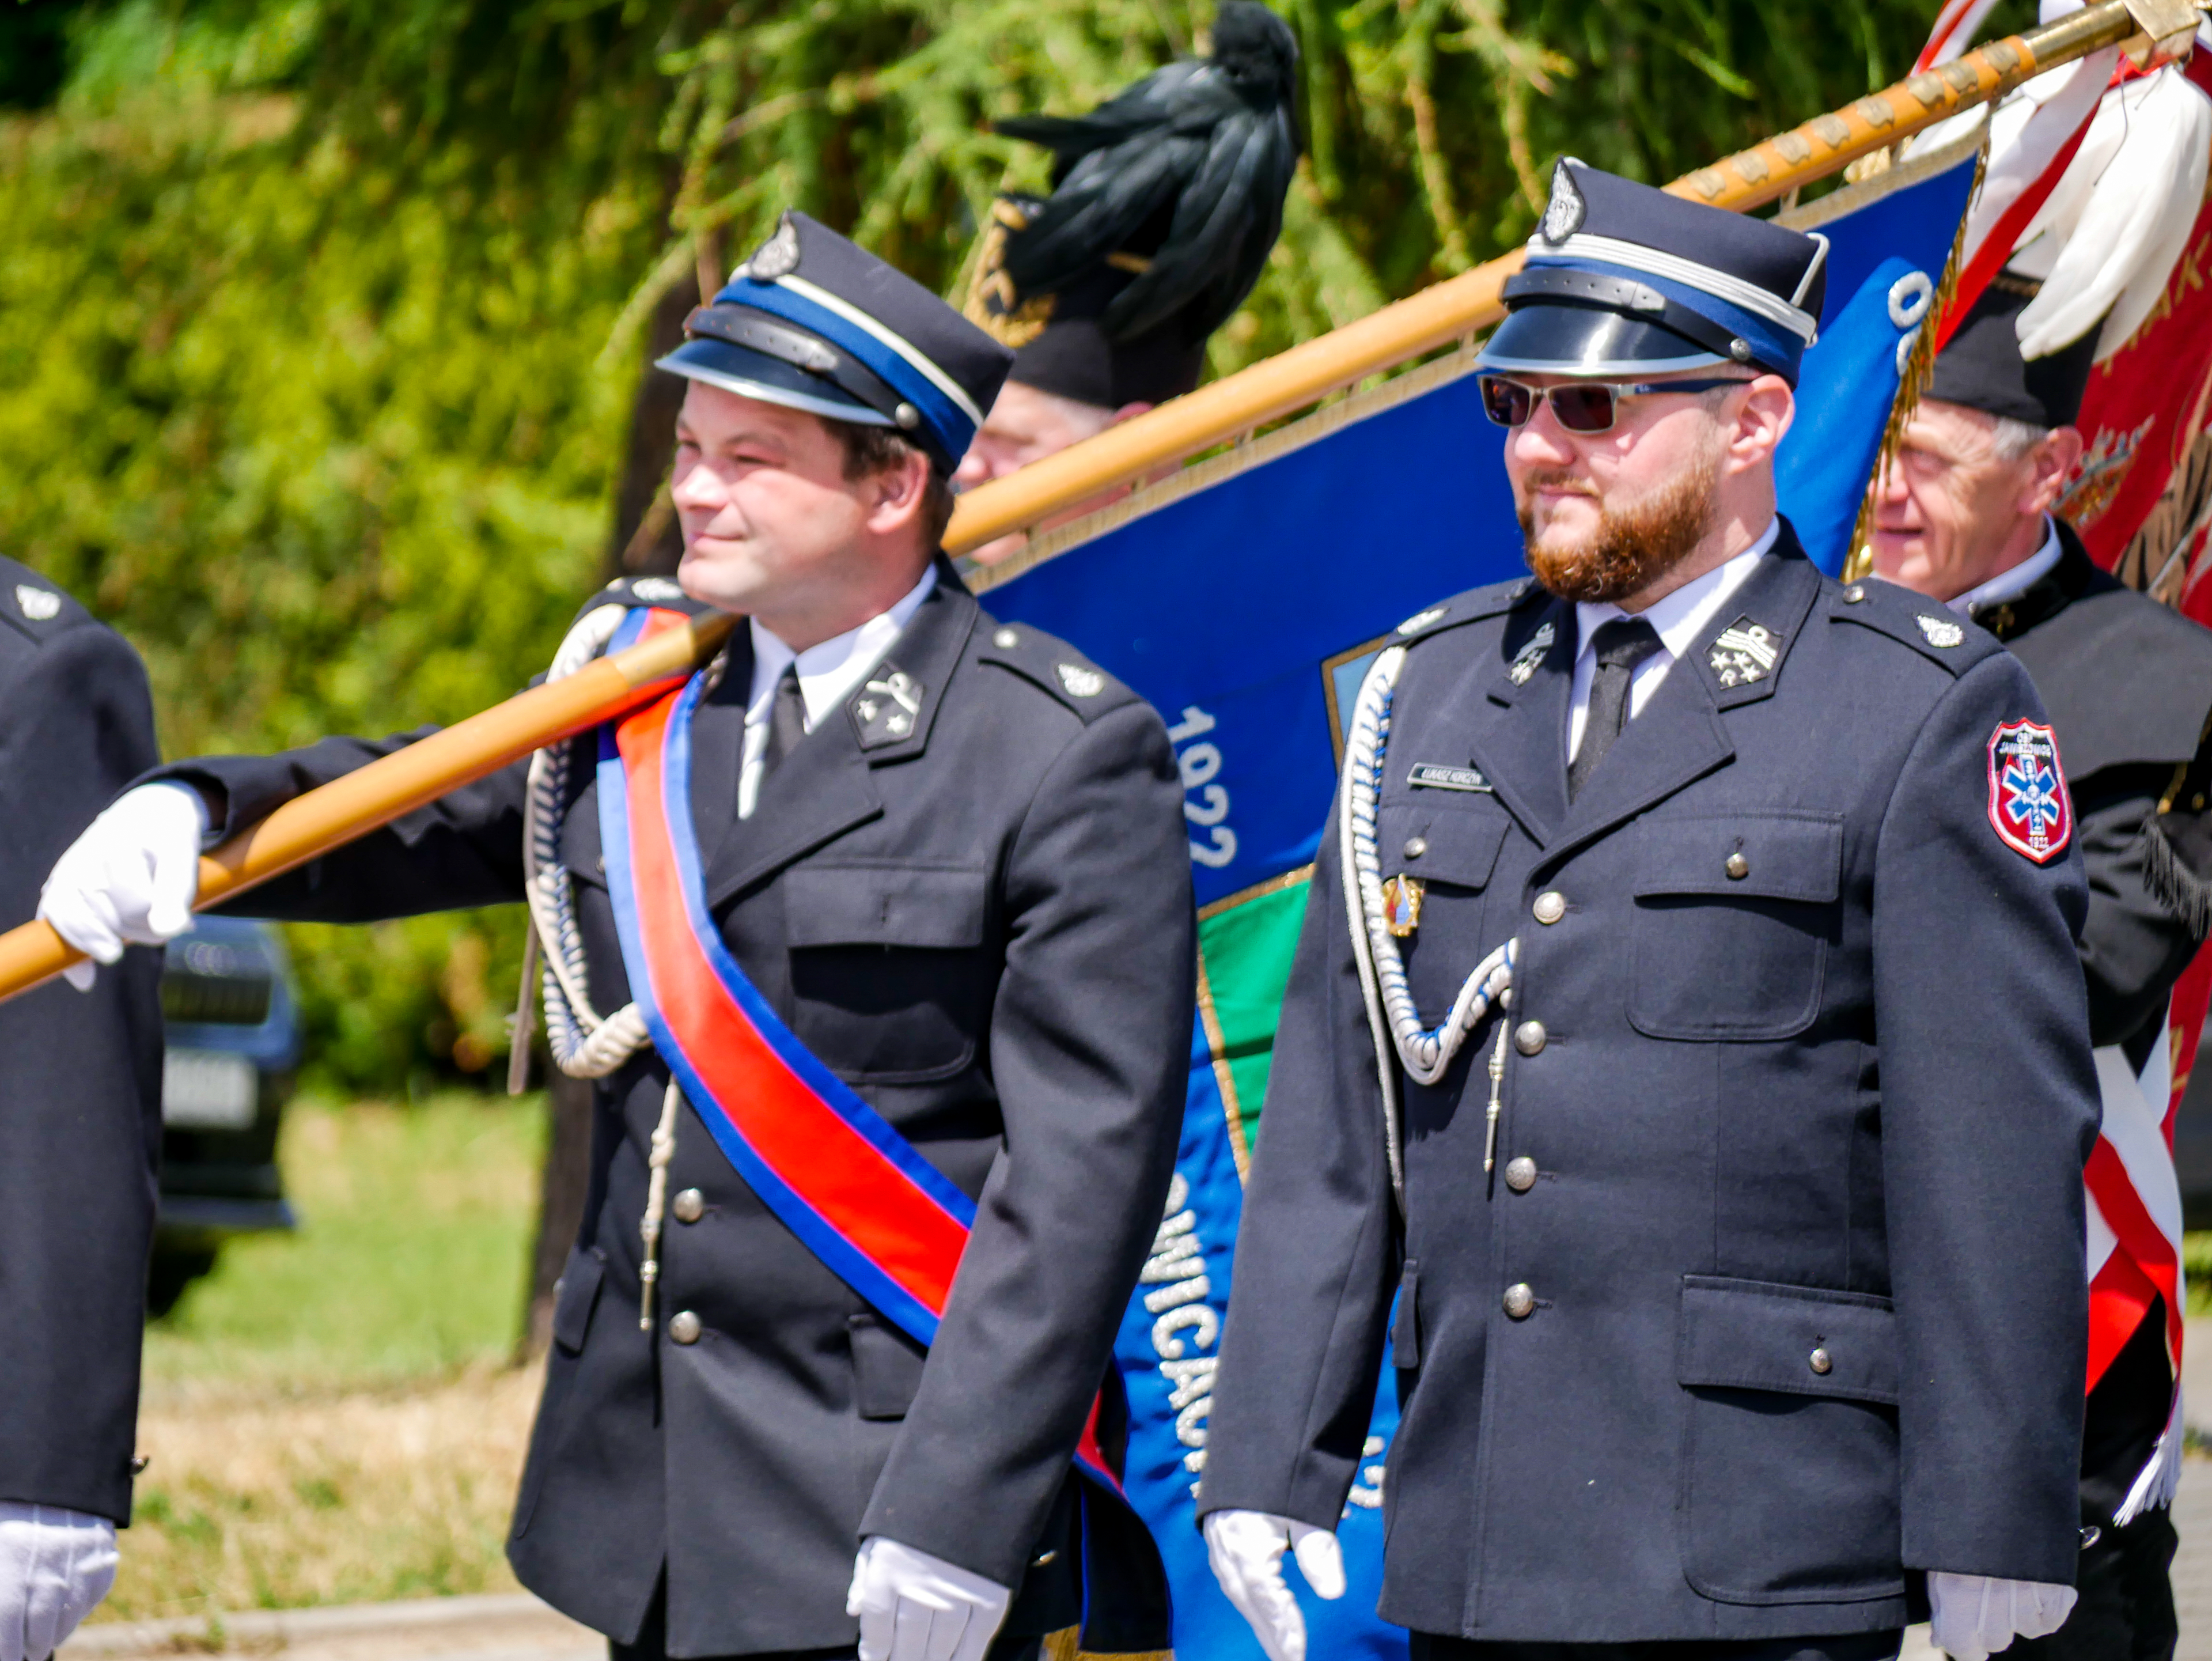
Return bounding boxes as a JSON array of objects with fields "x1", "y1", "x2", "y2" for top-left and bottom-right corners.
[{"x1": 150, "y1": 914, "x2": 302, "y2": 1315}]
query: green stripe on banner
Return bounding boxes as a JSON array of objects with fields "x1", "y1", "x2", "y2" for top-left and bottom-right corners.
[{"x1": 1195, "y1": 868, "x2": 1312, "y2": 1161}]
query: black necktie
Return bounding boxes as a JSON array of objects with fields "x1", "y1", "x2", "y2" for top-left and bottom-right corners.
[
  {"x1": 759, "y1": 663, "x2": 808, "y2": 780},
  {"x1": 1568, "y1": 618, "x2": 1664, "y2": 802}
]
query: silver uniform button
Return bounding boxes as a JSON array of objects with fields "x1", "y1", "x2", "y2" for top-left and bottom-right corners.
[
  {"x1": 669, "y1": 1310, "x2": 703, "y2": 1345},
  {"x1": 672, "y1": 1187, "x2": 705, "y2": 1224},
  {"x1": 1532, "y1": 891, "x2": 1566, "y2": 925},
  {"x1": 1808, "y1": 1346, "x2": 1833, "y2": 1375},
  {"x1": 1503, "y1": 1156, "x2": 1537, "y2": 1193},
  {"x1": 1502, "y1": 1282, "x2": 1536, "y2": 1319},
  {"x1": 1725, "y1": 851, "x2": 1750, "y2": 880},
  {"x1": 1403, "y1": 835, "x2": 1429, "y2": 860},
  {"x1": 1514, "y1": 1020, "x2": 1547, "y2": 1056}
]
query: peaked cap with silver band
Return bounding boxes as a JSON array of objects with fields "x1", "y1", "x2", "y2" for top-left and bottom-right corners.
[
  {"x1": 1479, "y1": 158, "x2": 1830, "y2": 385},
  {"x1": 658, "y1": 211, "x2": 1014, "y2": 472}
]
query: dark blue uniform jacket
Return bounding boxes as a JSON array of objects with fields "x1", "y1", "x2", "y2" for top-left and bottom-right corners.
[
  {"x1": 1198, "y1": 529, "x2": 2101, "y2": 1645},
  {"x1": 158, "y1": 565, "x2": 1193, "y2": 1658}
]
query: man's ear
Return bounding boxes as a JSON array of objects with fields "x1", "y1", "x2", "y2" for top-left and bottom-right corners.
[
  {"x1": 2021, "y1": 426, "x2": 2085, "y2": 519},
  {"x1": 863, "y1": 445, "x2": 934, "y2": 537},
  {"x1": 1728, "y1": 374, "x2": 1795, "y2": 472}
]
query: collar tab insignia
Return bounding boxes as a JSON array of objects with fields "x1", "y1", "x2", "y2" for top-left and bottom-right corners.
[
  {"x1": 1398, "y1": 606, "x2": 1448, "y2": 635},
  {"x1": 1509, "y1": 620, "x2": 1556, "y2": 686},
  {"x1": 630, "y1": 577, "x2": 684, "y2": 604},
  {"x1": 1708, "y1": 614, "x2": 1782, "y2": 687},
  {"x1": 1916, "y1": 613, "x2": 1965, "y2": 648},
  {"x1": 851, "y1": 663, "x2": 924, "y2": 748}
]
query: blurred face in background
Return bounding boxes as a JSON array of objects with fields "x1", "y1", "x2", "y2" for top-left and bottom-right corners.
[
  {"x1": 950, "y1": 379, "x2": 1153, "y2": 566},
  {"x1": 1869, "y1": 399, "x2": 2082, "y2": 603}
]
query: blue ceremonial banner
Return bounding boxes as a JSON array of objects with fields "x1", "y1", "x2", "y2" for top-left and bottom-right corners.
[{"x1": 985, "y1": 134, "x2": 1982, "y2": 1658}]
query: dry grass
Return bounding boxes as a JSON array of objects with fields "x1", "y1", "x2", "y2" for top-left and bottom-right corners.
[
  {"x1": 111, "y1": 1365, "x2": 540, "y2": 1622},
  {"x1": 96, "y1": 1095, "x2": 550, "y2": 1622}
]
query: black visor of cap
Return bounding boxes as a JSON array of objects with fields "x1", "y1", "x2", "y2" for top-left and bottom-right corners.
[
  {"x1": 1478, "y1": 300, "x2": 1730, "y2": 379},
  {"x1": 659, "y1": 307, "x2": 960, "y2": 471}
]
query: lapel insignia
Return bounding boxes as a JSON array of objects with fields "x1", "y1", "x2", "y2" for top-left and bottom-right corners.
[
  {"x1": 630, "y1": 576, "x2": 684, "y2": 603},
  {"x1": 1508, "y1": 621, "x2": 1555, "y2": 686},
  {"x1": 1398, "y1": 606, "x2": 1448, "y2": 635},
  {"x1": 1707, "y1": 614, "x2": 1782, "y2": 687},
  {"x1": 1407, "y1": 762, "x2": 1492, "y2": 793},
  {"x1": 1916, "y1": 613, "x2": 1965, "y2": 648},
  {"x1": 1056, "y1": 662, "x2": 1105, "y2": 698},
  {"x1": 1987, "y1": 719, "x2": 2071, "y2": 864},
  {"x1": 851, "y1": 663, "x2": 924, "y2": 748},
  {"x1": 1379, "y1": 874, "x2": 1425, "y2": 938},
  {"x1": 13, "y1": 586, "x2": 59, "y2": 622}
]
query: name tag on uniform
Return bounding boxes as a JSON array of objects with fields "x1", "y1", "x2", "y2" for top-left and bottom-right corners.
[{"x1": 1407, "y1": 763, "x2": 1491, "y2": 793}]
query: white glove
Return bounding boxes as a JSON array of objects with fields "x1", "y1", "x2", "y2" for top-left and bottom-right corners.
[
  {"x1": 1201, "y1": 1509, "x2": 1346, "y2": 1661},
  {"x1": 0, "y1": 1503, "x2": 118, "y2": 1661},
  {"x1": 39, "y1": 782, "x2": 207, "y2": 991},
  {"x1": 847, "y1": 1535, "x2": 1013, "y2": 1661},
  {"x1": 1929, "y1": 1572, "x2": 2077, "y2": 1661}
]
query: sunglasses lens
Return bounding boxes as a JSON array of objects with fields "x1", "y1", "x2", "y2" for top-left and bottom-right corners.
[
  {"x1": 1547, "y1": 384, "x2": 1618, "y2": 433},
  {"x1": 1479, "y1": 377, "x2": 1534, "y2": 428}
]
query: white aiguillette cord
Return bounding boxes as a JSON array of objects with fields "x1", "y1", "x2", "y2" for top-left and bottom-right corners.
[
  {"x1": 1339, "y1": 645, "x2": 1519, "y2": 1212},
  {"x1": 506, "y1": 601, "x2": 722, "y2": 1330}
]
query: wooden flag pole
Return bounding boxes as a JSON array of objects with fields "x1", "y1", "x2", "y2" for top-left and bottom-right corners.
[
  {"x1": 940, "y1": 0, "x2": 2194, "y2": 557},
  {"x1": 0, "y1": 611, "x2": 737, "y2": 1002}
]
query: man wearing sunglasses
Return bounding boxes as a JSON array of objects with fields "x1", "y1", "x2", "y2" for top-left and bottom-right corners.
[{"x1": 1199, "y1": 158, "x2": 2101, "y2": 1661}]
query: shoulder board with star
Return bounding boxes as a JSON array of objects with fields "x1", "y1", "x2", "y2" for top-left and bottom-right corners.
[
  {"x1": 1392, "y1": 576, "x2": 1541, "y2": 648},
  {"x1": 1828, "y1": 576, "x2": 2003, "y2": 675},
  {"x1": 573, "y1": 574, "x2": 717, "y2": 626},
  {"x1": 974, "y1": 616, "x2": 1137, "y2": 723}
]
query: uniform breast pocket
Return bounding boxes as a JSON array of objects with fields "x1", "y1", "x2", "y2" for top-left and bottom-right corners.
[
  {"x1": 1377, "y1": 800, "x2": 1511, "y2": 1016},
  {"x1": 1628, "y1": 812, "x2": 1842, "y2": 1042},
  {"x1": 784, "y1": 864, "x2": 993, "y2": 1083}
]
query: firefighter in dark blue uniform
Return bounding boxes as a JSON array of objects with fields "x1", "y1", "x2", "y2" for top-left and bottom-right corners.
[
  {"x1": 1870, "y1": 281, "x2": 2212, "y2": 1661},
  {"x1": 0, "y1": 564, "x2": 164, "y2": 1661},
  {"x1": 1196, "y1": 161, "x2": 2101, "y2": 1661},
  {"x1": 39, "y1": 215, "x2": 1192, "y2": 1661}
]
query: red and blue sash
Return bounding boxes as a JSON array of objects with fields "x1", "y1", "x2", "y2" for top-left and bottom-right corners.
[{"x1": 595, "y1": 608, "x2": 1122, "y2": 1494}]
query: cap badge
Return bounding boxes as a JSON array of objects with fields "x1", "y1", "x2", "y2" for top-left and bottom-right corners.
[
  {"x1": 1379, "y1": 874, "x2": 1425, "y2": 938},
  {"x1": 1539, "y1": 159, "x2": 1587, "y2": 247},
  {"x1": 1707, "y1": 615, "x2": 1781, "y2": 687},
  {"x1": 13, "y1": 585, "x2": 59, "y2": 622},
  {"x1": 740, "y1": 213, "x2": 802, "y2": 282},
  {"x1": 851, "y1": 664, "x2": 924, "y2": 748},
  {"x1": 962, "y1": 195, "x2": 1056, "y2": 349},
  {"x1": 1508, "y1": 620, "x2": 1555, "y2": 686},
  {"x1": 1916, "y1": 614, "x2": 1964, "y2": 648},
  {"x1": 1056, "y1": 662, "x2": 1106, "y2": 699}
]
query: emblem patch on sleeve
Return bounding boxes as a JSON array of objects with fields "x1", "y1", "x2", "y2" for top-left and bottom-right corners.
[{"x1": 1986, "y1": 720, "x2": 2071, "y2": 864}]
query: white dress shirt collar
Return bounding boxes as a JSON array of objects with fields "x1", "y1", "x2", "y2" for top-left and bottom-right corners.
[
  {"x1": 738, "y1": 563, "x2": 937, "y2": 819},
  {"x1": 1567, "y1": 519, "x2": 1779, "y2": 762},
  {"x1": 1945, "y1": 516, "x2": 2063, "y2": 617}
]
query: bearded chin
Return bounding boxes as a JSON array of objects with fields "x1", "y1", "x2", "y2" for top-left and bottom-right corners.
[{"x1": 1518, "y1": 452, "x2": 1722, "y2": 604}]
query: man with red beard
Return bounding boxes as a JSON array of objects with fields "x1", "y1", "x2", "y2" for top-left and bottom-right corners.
[{"x1": 1196, "y1": 159, "x2": 2103, "y2": 1661}]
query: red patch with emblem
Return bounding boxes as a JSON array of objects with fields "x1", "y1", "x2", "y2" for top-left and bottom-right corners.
[{"x1": 1986, "y1": 720, "x2": 2071, "y2": 865}]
